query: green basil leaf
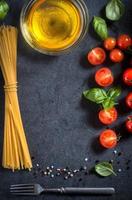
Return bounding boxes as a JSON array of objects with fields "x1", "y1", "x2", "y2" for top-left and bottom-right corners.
[
  {"x1": 93, "y1": 16, "x2": 108, "y2": 40},
  {"x1": 83, "y1": 88, "x2": 107, "y2": 104},
  {"x1": 102, "y1": 98, "x2": 115, "y2": 109},
  {"x1": 0, "y1": 0, "x2": 9, "y2": 20},
  {"x1": 95, "y1": 162, "x2": 117, "y2": 177},
  {"x1": 106, "y1": 0, "x2": 125, "y2": 21},
  {"x1": 107, "y1": 87, "x2": 121, "y2": 99}
]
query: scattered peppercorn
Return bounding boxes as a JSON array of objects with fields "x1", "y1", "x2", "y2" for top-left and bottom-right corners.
[
  {"x1": 64, "y1": 176, "x2": 68, "y2": 180},
  {"x1": 50, "y1": 174, "x2": 54, "y2": 178},
  {"x1": 80, "y1": 166, "x2": 85, "y2": 171},
  {"x1": 70, "y1": 174, "x2": 74, "y2": 177},
  {"x1": 118, "y1": 152, "x2": 122, "y2": 156},
  {"x1": 66, "y1": 166, "x2": 69, "y2": 170},
  {"x1": 113, "y1": 150, "x2": 117, "y2": 154},
  {"x1": 126, "y1": 166, "x2": 130, "y2": 170},
  {"x1": 31, "y1": 156, "x2": 35, "y2": 160},
  {"x1": 118, "y1": 169, "x2": 122, "y2": 172},
  {"x1": 56, "y1": 172, "x2": 61, "y2": 176},
  {"x1": 85, "y1": 158, "x2": 89, "y2": 162},
  {"x1": 46, "y1": 166, "x2": 50, "y2": 170}
]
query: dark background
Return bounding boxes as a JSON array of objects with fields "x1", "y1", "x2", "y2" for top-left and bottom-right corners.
[{"x1": 0, "y1": 0, "x2": 132, "y2": 199}]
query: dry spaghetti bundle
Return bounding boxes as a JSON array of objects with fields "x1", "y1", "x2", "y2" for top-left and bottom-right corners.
[{"x1": 0, "y1": 26, "x2": 32, "y2": 170}]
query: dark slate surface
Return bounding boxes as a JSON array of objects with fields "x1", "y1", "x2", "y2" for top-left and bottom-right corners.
[{"x1": 0, "y1": 0, "x2": 132, "y2": 200}]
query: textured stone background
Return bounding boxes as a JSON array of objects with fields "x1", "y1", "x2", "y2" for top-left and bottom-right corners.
[{"x1": 0, "y1": 0, "x2": 132, "y2": 200}]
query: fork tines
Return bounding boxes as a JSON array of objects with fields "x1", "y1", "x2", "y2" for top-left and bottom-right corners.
[{"x1": 10, "y1": 184, "x2": 35, "y2": 195}]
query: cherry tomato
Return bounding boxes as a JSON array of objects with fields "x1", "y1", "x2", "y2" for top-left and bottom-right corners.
[
  {"x1": 95, "y1": 67, "x2": 114, "y2": 87},
  {"x1": 104, "y1": 37, "x2": 116, "y2": 50},
  {"x1": 126, "y1": 92, "x2": 132, "y2": 109},
  {"x1": 126, "y1": 116, "x2": 132, "y2": 133},
  {"x1": 87, "y1": 47, "x2": 106, "y2": 66},
  {"x1": 110, "y1": 48, "x2": 124, "y2": 63},
  {"x1": 99, "y1": 129, "x2": 117, "y2": 149},
  {"x1": 123, "y1": 68, "x2": 132, "y2": 86},
  {"x1": 98, "y1": 107, "x2": 118, "y2": 125},
  {"x1": 117, "y1": 34, "x2": 132, "y2": 50}
]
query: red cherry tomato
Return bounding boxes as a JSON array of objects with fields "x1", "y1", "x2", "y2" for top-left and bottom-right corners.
[
  {"x1": 104, "y1": 37, "x2": 116, "y2": 50},
  {"x1": 99, "y1": 129, "x2": 117, "y2": 149},
  {"x1": 117, "y1": 34, "x2": 132, "y2": 50},
  {"x1": 98, "y1": 107, "x2": 118, "y2": 125},
  {"x1": 123, "y1": 68, "x2": 132, "y2": 86},
  {"x1": 87, "y1": 47, "x2": 106, "y2": 66},
  {"x1": 126, "y1": 92, "x2": 132, "y2": 109},
  {"x1": 110, "y1": 48, "x2": 124, "y2": 63},
  {"x1": 126, "y1": 116, "x2": 132, "y2": 133},
  {"x1": 95, "y1": 67, "x2": 114, "y2": 87}
]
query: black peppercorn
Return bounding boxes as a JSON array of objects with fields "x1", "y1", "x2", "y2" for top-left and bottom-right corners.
[{"x1": 118, "y1": 152, "x2": 122, "y2": 156}]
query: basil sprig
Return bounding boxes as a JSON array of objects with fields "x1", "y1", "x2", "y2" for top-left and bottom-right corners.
[
  {"x1": 93, "y1": 16, "x2": 108, "y2": 40},
  {"x1": 106, "y1": 0, "x2": 125, "y2": 21},
  {"x1": 83, "y1": 87, "x2": 121, "y2": 109},
  {"x1": 95, "y1": 162, "x2": 117, "y2": 177},
  {"x1": 107, "y1": 87, "x2": 121, "y2": 99},
  {"x1": 83, "y1": 88, "x2": 107, "y2": 104},
  {"x1": 0, "y1": 0, "x2": 9, "y2": 20}
]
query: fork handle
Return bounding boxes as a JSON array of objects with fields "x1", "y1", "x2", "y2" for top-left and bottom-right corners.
[{"x1": 44, "y1": 187, "x2": 115, "y2": 195}]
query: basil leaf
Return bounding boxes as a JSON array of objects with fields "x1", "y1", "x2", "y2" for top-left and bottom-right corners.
[
  {"x1": 83, "y1": 88, "x2": 107, "y2": 104},
  {"x1": 102, "y1": 98, "x2": 115, "y2": 109},
  {"x1": 107, "y1": 87, "x2": 121, "y2": 99},
  {"x1": 95, "y1": 162, "x2": 117, "y2": 177},
  {"x1": 106, "y1": 0, "x2": 125, "y2": 21},
  {"x1": 93, "y1": 16, "x2": 108, "y2": 40},
  {"x1": 0, "y1": 0, "x2": 9, "y2": 20}
]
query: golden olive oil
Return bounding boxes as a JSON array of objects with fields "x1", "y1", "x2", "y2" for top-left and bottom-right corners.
[{"x1": 24, "y1": 0, "x2": 82, "y2": 51}]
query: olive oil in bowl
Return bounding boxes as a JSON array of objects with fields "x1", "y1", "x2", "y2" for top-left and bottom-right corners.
[{"x1": 20, "y1": 0, "x2": 89, "y2": 55}]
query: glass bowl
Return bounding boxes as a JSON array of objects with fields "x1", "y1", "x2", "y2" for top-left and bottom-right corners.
[{"x1": 20, "y1": 0, "x2": 89, "y2": 55}]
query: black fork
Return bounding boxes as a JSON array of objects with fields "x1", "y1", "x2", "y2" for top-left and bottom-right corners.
[{"x1": 10, "y1": 184, "x2": 115, "y2": 196}]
